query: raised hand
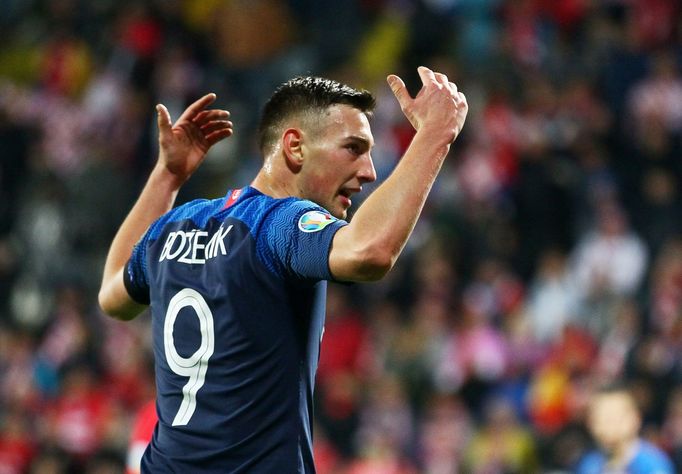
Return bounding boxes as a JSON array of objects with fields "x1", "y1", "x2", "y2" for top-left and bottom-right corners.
[
  {"x1": 387, "y1": 66, "x2": 467, "y2": 144},
  {"x1": 156, "y1": 93, "x2": 233, "y2": 184}
]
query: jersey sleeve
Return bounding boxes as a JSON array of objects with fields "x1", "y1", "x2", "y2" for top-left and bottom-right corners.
[
  {"x1": 122, "y1": 221, "x2": 161, "y2": 306},
  {"x1": 257, "y1": 200, "x2": 347, "y2": 281}
]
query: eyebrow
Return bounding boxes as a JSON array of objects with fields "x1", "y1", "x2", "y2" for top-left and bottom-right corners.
[{"x1": 345, "y1": 135, "x2": 374, "y2": 148}]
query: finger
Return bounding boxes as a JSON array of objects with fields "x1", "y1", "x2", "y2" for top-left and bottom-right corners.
[
  {"x1": 200, "y1": 120, "x2": 233, "y2": 135},
  {"x1": 205, "y1": 128, "x2": 233, "y2": 146},
  {"x1": 434, "y1": 72, "x2": 449, "y2": 87},
  {"x1": 449, "y1": 81, "x2": 458, "y2": 95},
  {"x1": 176, "y1": 93, "x2": 217, "y2": 124},
  {"x1": 192, "y1": 109, "x2": 230, "y2": 125},
  {"x1": 156, "y1": 104, "x2": 173, "y2": 140},
  {"x1": 387, "y1": 74, "x2": 412, "y2": 109},
  {"x1": 417, "y1": 66, "x2": 437, "y2": 86},
  {"x1": 193, "y1": 109, "x2": 230, "y2": 125}
]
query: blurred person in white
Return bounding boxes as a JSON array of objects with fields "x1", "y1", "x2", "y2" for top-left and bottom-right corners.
[
  {"x1": 569, "y1": 199, "x2": 647, "y2": 336},
  {"x1": 523, "y1": 248, "x2": 579, "y2": 346},
  {"x1": 577, "y1": 383, "x2": 675, "y2": 473},
  {"x1": 627, "y1": 51, "x2": 682, "y2": 137},
  {"x1": 592, "y1": 298, "x2": 641, "y2": 384}
]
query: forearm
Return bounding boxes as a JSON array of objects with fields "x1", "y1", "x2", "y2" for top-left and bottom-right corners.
[
  {"x1": 331, "y1": 130, "x2": 451, "y2": 280},
  {"x1": 354, "y1": 130, "x2": 449, "y2": 253},
  {"x1": 99, "y1": 163, "x2": 182, "y2": 314},
  {"x1": 98, "y1": 94, "x2": 232, "y2": 317}
]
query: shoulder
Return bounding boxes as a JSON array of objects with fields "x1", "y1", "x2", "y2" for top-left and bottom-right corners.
[
  {"x1": 229, "y1": 190, "x2": 338, "y2": 232},
  {"x1": 631, "y1": 440, "x2": 675, "y2": 472},
  {"x1": 164, "y1": 197, "x2": 226, "y2": 227},
  {"x1": 146, "y1": 197, "x2": 225, "y2": 241},
  {"x1": 575, "y1": 450, "x2": 605, "y2": 474}
]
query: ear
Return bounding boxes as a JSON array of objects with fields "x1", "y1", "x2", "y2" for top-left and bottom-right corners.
[{"x1": 282, "y1": 128, "x2": 304, "y2": 171}]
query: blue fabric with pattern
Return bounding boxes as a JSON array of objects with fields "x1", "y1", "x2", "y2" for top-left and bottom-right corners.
[{"x1": 124, "y1": 186, "x2": 347, "y2": 474}]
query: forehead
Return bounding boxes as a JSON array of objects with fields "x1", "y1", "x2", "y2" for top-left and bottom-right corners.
[
  {"x1": 589, "y1": 393, "x2": 634, "y2": 418},
  {"x1": 314, "y1": 104, "x2": 373, "y2": 143}
]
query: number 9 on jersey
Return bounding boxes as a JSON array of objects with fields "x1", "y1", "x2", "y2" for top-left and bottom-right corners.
[{"x1": 164, "y1": 288, "x2": 215, "y2": 426}]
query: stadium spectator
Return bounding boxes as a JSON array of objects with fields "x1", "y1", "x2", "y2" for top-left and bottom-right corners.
[
  {"x1": 569, "y1": 199, "x2": 648, "y2": 335},
  {"x1": 577, "y1": 383, "x2": 675, "y2": 474},
  {"x1": 464, "y1": 395, "x2": 539, "y2": 473}
]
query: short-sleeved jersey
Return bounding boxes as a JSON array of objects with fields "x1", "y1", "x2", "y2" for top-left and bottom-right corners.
[
  {"x1": 576, "y1": 440, "x2": 675, "y2": 474},
  {"x1": 124, "y1": 186, "x2": 347, "y2": 473}
]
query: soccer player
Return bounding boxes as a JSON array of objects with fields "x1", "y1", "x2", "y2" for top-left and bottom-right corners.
[
  {"x1": 577, "y1": 384, "x2": 675, "y2": 474},
  {"x1": 98, "y1": 66, "x2": 467, "y2": 472}
]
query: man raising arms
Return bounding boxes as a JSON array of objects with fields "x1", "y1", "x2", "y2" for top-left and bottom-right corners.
[{"x1": 99, "y1": 66, "x2": 467, "y2": 473}]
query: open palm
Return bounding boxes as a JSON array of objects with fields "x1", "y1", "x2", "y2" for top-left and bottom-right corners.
[{"x1": 156, "y1": 93, "x2": 233, "y2": 183}]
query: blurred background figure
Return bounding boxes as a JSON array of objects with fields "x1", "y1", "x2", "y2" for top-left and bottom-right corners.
[
  {"x1": 569, "y1": 200, "x2": 648, "y2": 338},
  {"x1": 464, "y1": 395, "x2": 538, "y2": 474},
  {"x1": 125, "y1": 398, "x2": 156, "y2": 474},
  {"x1": 577, "y1": 384, "x2": 675, "y2": 474}
]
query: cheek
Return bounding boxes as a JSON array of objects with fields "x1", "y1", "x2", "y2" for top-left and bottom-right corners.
[
  {"x1": 299, "y1": 170, "x2": 337, "y2": 206},
  {"x1": 300, "y1": 145, "x2": 352, "y2": 198},
  {"x1": 307, "y1": 162, "x2": 344, "y2": 193}
]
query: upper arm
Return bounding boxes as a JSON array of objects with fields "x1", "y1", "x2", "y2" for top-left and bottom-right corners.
[
  {"x1": 98, "y1": 267, "x2": 147, "y2": 321},
  {"x1": 259, "y1": 203, "x2": 348, "y2": 281},
  {"x1": 99, "y1": 225, "x2": 154, "y2": 320},
  {"x1": 328, "y1": 225, "x2": 393, "y2": 282}
]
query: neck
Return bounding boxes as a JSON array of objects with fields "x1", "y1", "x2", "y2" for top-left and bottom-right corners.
[
  {"x1": 608, "y1": 438, "x2": 639, "y2": 468},
  {"x1": 251, "y1": 162, "x2": 299, "y2": 200}
]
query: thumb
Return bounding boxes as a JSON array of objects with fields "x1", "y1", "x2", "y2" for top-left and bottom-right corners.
[
  {"x1": 387, "y1": 74, "x2": 411, "y2": 109},
  {"x1": 156, "y1": 104, "x2": 172, "y2": 139}
]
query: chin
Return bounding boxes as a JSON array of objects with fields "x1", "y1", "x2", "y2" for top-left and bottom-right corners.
[
  {"x1": 325, "y1": 202, "x2": 346, "y2": 220},
  {"x1": 331, "y1": 209, "x2": 346, "y2": 220}
]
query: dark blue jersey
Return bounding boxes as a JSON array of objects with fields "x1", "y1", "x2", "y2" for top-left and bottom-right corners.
[{"x1": 124, "y1": 186, "x2": 347, "y2": 473}]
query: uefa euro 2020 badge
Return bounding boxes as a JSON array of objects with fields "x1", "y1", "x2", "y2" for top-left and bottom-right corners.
[{"x1": 298, "y1": 210, "x2": 337, "y2": 233}]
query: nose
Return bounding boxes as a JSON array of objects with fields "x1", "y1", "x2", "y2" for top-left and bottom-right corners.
[{"x1": 357, "y1": 153, "x2": 377, "y2": 184}]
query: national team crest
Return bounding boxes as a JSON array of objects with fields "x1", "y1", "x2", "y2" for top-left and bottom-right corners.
[{"x1": 298, "y1": 210, "x2": 337, "y2": 233}]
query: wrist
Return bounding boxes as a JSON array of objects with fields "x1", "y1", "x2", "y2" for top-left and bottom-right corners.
[
  {"x1": 411, "y1": 128, "x2": 452, "y2": 158},
  {"x1": 149, "y1": 162, "x2": 186, "y2": 192}
]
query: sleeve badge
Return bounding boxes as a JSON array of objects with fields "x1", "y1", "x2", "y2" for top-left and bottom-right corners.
[{"x1": 298, "y1": 210, "x2": 337, "y2": 233}]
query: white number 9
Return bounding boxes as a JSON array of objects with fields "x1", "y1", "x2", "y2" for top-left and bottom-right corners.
[{"x1": 164, "y1": 288, "x2": 215, "y2": 426}]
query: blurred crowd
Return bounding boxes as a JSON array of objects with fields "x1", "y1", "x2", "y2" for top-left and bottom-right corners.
[{"x1": 1, "y1": 0, "x2": 682, "y2": 472}]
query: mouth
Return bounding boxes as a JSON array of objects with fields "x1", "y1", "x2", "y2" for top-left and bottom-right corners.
[{"x1": 339, "y1": 188, "x2": 361, "y2": 208}]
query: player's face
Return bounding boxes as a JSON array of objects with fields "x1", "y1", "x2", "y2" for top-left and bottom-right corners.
[
  {"x1": 299, "y1": 104, "x2": 376, "y2": 219},
  {"x1": 587, "y1": 392, "x2": 641, "y2": 454}
]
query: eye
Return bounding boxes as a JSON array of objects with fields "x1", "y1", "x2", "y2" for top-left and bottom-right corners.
[{"x1": 346, "y1": 143, "x2": 362, "y2": 155}]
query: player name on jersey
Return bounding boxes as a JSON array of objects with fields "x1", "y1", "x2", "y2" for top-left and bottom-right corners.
[{"x1": 159, "y1": 224, "x2": 233, "y2": 264}]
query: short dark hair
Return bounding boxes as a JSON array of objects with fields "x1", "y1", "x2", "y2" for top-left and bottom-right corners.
[
  {"x1": 593, "y1": 381, "x2": 632, "y2": 397},
  {"x1": 258, "y1": 76, "x2": 376, "y2": 155}
]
